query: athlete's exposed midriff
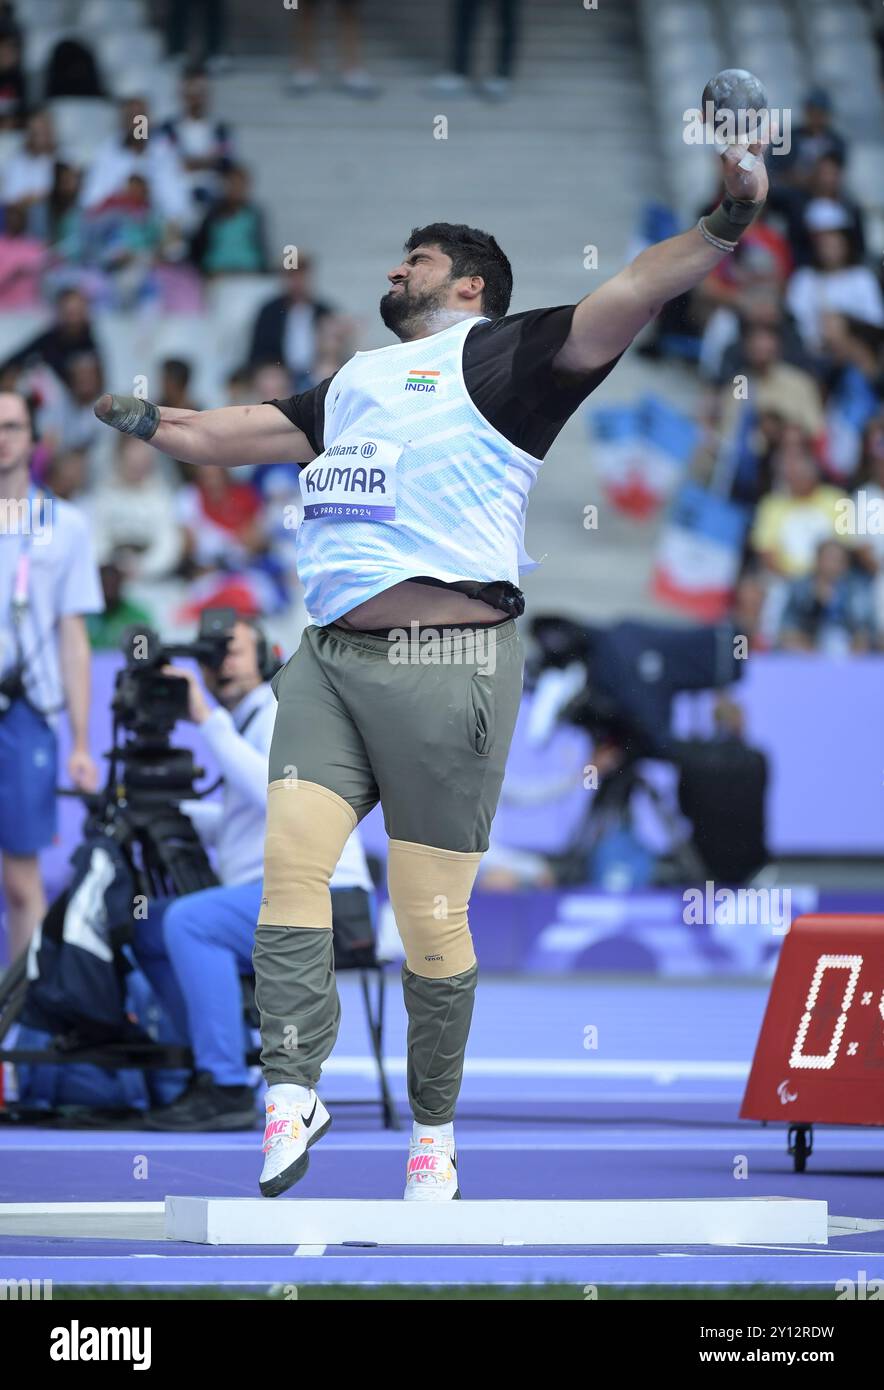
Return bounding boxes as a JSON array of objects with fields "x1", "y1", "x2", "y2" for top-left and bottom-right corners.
[{"x1": 333, "y1": 579, "x2": 502, "y2": 630}]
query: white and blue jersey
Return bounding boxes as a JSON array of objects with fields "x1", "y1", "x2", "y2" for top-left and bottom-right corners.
[
  {"x1": 269, "y1": 305, "x2": 623, "y2": 626},
  {"x1": 294, "y1": 316, "x2": 540, "y2": 625}
]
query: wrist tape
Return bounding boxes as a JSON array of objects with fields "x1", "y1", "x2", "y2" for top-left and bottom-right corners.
[
  {"x1": 701, "y1": 193, "x2": 764, "y2": 246},
  {"x1": 95, "y1": 394, "x2": 160, "y2": 441}
]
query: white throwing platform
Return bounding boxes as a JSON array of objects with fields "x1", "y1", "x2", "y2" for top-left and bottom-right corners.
[
  {"x1": 164, "y1": 1197, "x2": 828, "y2": 1246},
  {"x1": 0, "y1": 1203, "x2": 166, "y2": 1240}
]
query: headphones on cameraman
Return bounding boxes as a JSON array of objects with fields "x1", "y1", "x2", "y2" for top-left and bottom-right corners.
[{"x1": 241, "y1": 616, "x2": 283, "y2": 683}]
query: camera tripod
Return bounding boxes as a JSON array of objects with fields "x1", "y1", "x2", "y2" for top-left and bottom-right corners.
[{"x1": 0, "y1": 721, "x2": 398, "y2": 1128}]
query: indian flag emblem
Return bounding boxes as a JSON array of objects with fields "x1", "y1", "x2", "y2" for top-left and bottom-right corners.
[{"x1": 405, "y1": 369, "x2": 440, "y2": 393}]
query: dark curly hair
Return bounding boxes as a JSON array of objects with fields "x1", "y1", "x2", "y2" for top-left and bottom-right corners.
[{"x1": 404, "y1": 222, "x2": 513, "y2": 319}]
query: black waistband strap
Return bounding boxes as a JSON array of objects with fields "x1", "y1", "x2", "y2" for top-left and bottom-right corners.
[
  {"x1": 339, "y1": 620, "x2": 508, "y2": 638},
  {"x1": 409, "y1": 575, "x2": 525, "y2": 618}
]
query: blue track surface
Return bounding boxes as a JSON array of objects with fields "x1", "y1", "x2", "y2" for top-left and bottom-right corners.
[{"x1": 2, "y1": 979, "x2": 882, "y2": 1290}]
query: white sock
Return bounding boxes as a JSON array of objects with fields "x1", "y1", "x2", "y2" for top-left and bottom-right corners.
[
  {"x1": 267, "y1": 1083, "x2": 312, "y2": 1107},
  {"x1": 412, "y1": 1120, "x2": 454, "y2": 1143}
]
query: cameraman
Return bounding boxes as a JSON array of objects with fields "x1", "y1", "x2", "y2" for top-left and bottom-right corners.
[
  {"x1": 132, "y1": 616, "x2": 374, "y2": 1131},
  {"x1": 0, "y1": 390, "x2": 102, "y2": 961}
]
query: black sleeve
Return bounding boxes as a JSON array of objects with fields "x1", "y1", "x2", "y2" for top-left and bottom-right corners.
[
  {"x1": 267, "y1": 377, "x2": 334, "y2": 457},
  {"x1": 462, "y1": 305, "x2": 624, "y2": 458}
]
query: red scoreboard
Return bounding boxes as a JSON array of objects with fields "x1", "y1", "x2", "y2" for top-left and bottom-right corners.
[{"x1": 741, "y1": 915, "x2": 884, "y2": 1129}]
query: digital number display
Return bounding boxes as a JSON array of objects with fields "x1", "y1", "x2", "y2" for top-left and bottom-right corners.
[{"x1": 741, "y1": 916, "x2": 884, "y2": 1125}]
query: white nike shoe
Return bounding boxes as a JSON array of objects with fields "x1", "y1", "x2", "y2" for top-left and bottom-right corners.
[
  {"x1": 259, "y1": 1089, "x2": 331, "y2": 1198},
  {"x1": 403, "y1": 1131, "x2": 461, "y2": 1201}
]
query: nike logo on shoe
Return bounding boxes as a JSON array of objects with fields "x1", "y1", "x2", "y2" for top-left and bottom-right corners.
[{"x1": 303, "y1": 1097, "x2": 318, "y2": 1127}]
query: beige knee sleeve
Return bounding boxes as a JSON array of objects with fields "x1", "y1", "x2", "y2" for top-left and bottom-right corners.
[
  {"x1": 258, "y1": 779, "x2": 356, "y2": 928},
  {"x1": 387, "y1": 839, "x2": 482, "y2": 979}
]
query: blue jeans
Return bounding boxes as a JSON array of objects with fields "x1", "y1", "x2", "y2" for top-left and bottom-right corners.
[{"x1": 132, "y1": 880, "x2": 262, "y2": 1088}]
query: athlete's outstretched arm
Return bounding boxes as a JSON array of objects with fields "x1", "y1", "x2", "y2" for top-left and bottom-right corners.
[
  {"x1": 93, "y1": 396, "x2": 316, "y2": 467},
  {"x1": 554, "y1": 144, "x2": 769, "y2": 374}
]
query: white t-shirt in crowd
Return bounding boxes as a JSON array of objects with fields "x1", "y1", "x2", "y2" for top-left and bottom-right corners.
[
  {"x1": 0, "y1": 491, "x2": 103, "y2": 723},
  {"x1": 786, "y1": 265, "x2": 884, "y2": 350},
  {"x1": 1, "y1": 151, "x2": 55, "y2": 204},
  {"x1": 80, "y1": 478, "x2": 183, "y2": 580},
  {"x1": 79, "y1": 135, "x2": 190, "y2": 225}
]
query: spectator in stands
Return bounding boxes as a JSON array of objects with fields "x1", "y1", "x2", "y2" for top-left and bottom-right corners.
[
  {"x1": 79, "y1": 95, "x2": 190, "y2": 230},
  {"x1": 732, "y1": 569, "x2": 770, "y2": 652},
  {"x1": 778, "y1": 539, "x2": 876, "y2": 655},
  {"x1": 84, "y1": 435, "x2": 184, "y2": 582},
  {"x1": 0, "y1": 390, "x2": 103, "y2": 959},
  {"x1": 166, "y1": 0, "x2": 231, "y2": 75},
  {"x1": 86, "y1": 558, "x2": 155, "y2": 652},
  {"x1": 286, "y1": 0, "x2": 379, "y2": 97},
  {"x1": 224, "y1": 364, "x2": 253, "y2": 407},
  {"x1": 83, "y1": 173, "x2": 165, "y2": 309},
  {"x1": 432, "y1": 0, "x2": 523, "y2": 101},
  {"x1": 249, "y1": 360, "x2": 303, "y2": 559},
  {"x1": 772, "y1": 88, "x2": 847, "y2": 189},
  {"x1": 157, "y1": 359, "x2": 202, "y2": 485},
  {"x1": 160, "y1": 64, "x2": 235, "y2": 225},
  {"x1": 786, "y1": 206, "x2": 884, "y2": 354},
  {"x1": 0, "y1": 202, "x2": 47, "y2": 310},
  {"x1": 751, "y1": 427, "x2": 845, "y2": 580},
  {"x1": 0, "y1": 20, "x2": 25, "y2": 130},
  {"x1": 0, "y1": 286, "x2": 102, "y2": 390},
  {"x1": 161, "y1": 357, "x2": 201, "y2": 413},
  {"x1": 45, "y1": 447, "x2": 89, "y2": 502},
  {"x1": 712, "y1": 320, "x2": 826, "y2": 505},
  {"x1": 695, "y1": 199, "x2": 793, "y2": 381},
  {"x1": 851, "y1": 412, "x2": 884, "y2": 641},
  {"x1": 769, "y1": 152, "x2": 866, "y2": 270},
  {"x1": 252, "y1": 361, "x2": 294, "y2": 414},
  {"x1": 34, "y1": 348, "x2": 107, "y2": 463},
  {"x1": 247, "y1": 257, "x2": 350, "y2": 390},
  {"x1": 189, "y1": 163, "x2": 268, "y2": 276},
  {"x1": 165, "y1": 361, "x2": 303, "y2": 616},
  {"x1": 0, "y1": 109, "x2": 60, "y2": 218},
  {"x1": 46, "y1": 162, "x2": 83, "y2": 251},
  {"x1": 714, "y1": 290, "x2": 812, "y2": 387},
  {"x1": 43, "y1": 36, "x2": 104, "y2": 100},
  {"x1": 176, "y1": 462, "x2": 266, "y2": 575},
  {"x1": 817, "y1": 311, "x2": 883, "y2": 481}
]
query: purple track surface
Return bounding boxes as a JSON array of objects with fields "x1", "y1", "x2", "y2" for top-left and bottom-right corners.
[{"x1": 2, "y1": 979, "x2": 882, "y2": 1289}]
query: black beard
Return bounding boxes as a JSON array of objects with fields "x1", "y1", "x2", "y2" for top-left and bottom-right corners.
[{"x1": 379, "y1": 282, "x2": 449, "y2": 339}]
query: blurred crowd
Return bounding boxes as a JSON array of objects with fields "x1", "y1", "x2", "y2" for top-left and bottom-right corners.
[
  {"x1": 646, "y1": 88, "x2": 884, "y2": 656},
  {"x1": 0, "y1": 0, "x2": 531, "y2": 641},
  {"x1": 0, "y1": 2, "x2": 372, "y2": 636},
  {"x1": 1, "y1": 2, "x2": 882, "y2": 659}
]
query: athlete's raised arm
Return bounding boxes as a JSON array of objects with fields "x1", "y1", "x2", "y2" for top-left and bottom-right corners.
[
  {"x1": 554, "y1": 143, "x2": 769, "y2": 374},
  {"x1": 93, "y1": 395, "x2": 317, "y2": 467}
]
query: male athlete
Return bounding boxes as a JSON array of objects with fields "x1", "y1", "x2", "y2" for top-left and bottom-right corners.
[{"x1": 95, "y1": 141, "x2": 767, "y2": 1199}]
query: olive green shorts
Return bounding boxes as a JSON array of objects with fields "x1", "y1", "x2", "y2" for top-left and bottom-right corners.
[{"x1": 268, "y1": 619, "x2": 524, "y2": 853}]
